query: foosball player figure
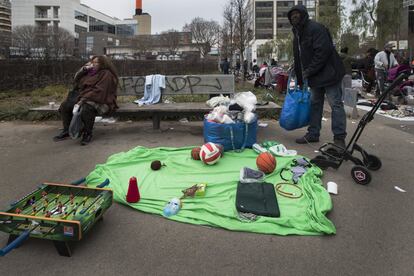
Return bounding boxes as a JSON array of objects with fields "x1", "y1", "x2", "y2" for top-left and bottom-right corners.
[
  {"x1": 15, "y1": 208, "x2": 21, "y2": 214},
  {"x1": 55, "y1": 194, "x2": 61, "y2": 202},
  {"x1": 58, "y1": 202, "x2": 63, "y2": 214},
  {"x1": 31, "y1": 206, "x2": 37, "y2": 215},
  {"x1": 41, "y1": 191, "x2": 48, "y2": 198},
  {"x1": 45, "y1": 211, "x2": 51, "y2": 218},
  {"x1": 70, "y1": 194, "x2": 75, "y2": 205}
]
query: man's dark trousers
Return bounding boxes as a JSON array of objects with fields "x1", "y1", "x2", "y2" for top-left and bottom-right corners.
[{"x1": 307, "y1": 80, "x2": 347, "y2": 140}]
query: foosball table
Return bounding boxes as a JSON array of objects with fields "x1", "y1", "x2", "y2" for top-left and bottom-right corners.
[{"x1": 0, "y1": 179, "x2": 113, "y2": 257}]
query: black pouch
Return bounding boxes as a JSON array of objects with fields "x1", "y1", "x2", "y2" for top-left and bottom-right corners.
[{"x1": 236, "y1": 181, "x2": 280, "y2": 218}]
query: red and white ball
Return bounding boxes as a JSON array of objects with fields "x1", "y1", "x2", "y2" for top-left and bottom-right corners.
[{"x1": 200, "y1": 142, "x2": 221, "y2": 165}]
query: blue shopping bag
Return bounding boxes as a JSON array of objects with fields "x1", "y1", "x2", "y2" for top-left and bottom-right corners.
[
  {"x1": 203, "y1": 116, "x2": 257, "y2": 151},
  {"x1": 279, "y1": 76, "x2": 311, "y2": 131}
]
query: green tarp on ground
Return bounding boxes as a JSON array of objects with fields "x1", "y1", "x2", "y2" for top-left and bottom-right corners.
[{"x1": 86, "y1": 146, "x2": 336, "y2": 235}]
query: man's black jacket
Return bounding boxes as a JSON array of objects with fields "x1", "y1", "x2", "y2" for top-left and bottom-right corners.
[{"x1": 288, "y1": 5, "x2": 345, "y2": 88}]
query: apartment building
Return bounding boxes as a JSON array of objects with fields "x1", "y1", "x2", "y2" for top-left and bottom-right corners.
[{"x1": 0, "y1": 0, "x2": 11, "y2": 58}]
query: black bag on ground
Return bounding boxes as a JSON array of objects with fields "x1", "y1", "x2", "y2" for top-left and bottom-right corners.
[{"x1": 236, "y1": 181, "x2": 280, "y2": 217}]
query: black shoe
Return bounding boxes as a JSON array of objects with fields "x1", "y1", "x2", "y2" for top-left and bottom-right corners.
[
  {"x1": 295, "y1": 134, "x2": 319, "y2": 144},
  {"x1": 80, "y1": 133, "x2": 92, "y2": 146},
  {"x1": 333, "y1": 139, "x2": 346, "y2": 150},
  {"x1": 53, "y1": 131, "x2": 69, "y2": 142}
]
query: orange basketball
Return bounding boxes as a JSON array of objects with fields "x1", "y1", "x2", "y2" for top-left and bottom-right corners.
[
  {"x1": 191, "y1": 147, "x2": 201, "y2": 160},
  {"x1": 256, "y1": 152, "x2": 276, "y2": 174}
]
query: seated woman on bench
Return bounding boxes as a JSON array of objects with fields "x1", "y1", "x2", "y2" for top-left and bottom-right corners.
[{"x1": 53, "y1": 55, "x2": 118, "y2": 145}]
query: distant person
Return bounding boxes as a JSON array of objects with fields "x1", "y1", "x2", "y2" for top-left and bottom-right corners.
[
  {"x1": 53, "y1": 56, "x2": 118, "y2": 145},
  {"x1": 360, "y1": 48, "x2": 378, "y2": 93},
  {"x1": 243, "y1": 59, "x2": 248, "y2": 77},
  {"x1": 235, "y1": 59, "x2": 241, "y2": 75},
  {"x1": 288, "y1": 4, "x2": 347, "y2": 149},
  {"x1": 339, "y1": 47, "x2": 355, "y2": 75},
  {"x1": 220, "y1": 58, "x2": 230, "y2": 75},
  {"x1": 374, "y1": 42, "x2": 398, "y2": 96},
  {"x1": 252, "y1": 59, "x2": 259, "y2": 73},
  {"x1": 270, "y1": 58, "x2": 277, "y2": 66}
]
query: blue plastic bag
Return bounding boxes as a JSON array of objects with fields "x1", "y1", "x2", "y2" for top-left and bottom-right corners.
[
  {"x1": 203, "y1": 117, "x2": 257, "y2": 151},
  {"x1": 279, "y1": 77, "x2": 311, "y2": 131}
]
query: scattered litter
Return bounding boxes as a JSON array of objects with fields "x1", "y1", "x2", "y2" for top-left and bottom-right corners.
[
  {"x1": 400, "y1": 125, "x2": 407, "y2": 129},
  {"x1": 258, "y1": 122, "x2": 268, "y2": 127},
  {"x1": 372, "y1": 144, "x2": 376, "y2": 147},
  {"x1": 95, "y1": 117, "x2": 117, "y2": 124},
  {"x1": 164, "y1": 99, "x2": 171, "y2": 104},
  {"x1": 127, "y1": 120, "x2": 133, "y2": 123},
  {"x1": 170, "y1": 128, "x2": 174, "y2": 130},
  {"x1": 327, "y1": 181, "x2": 338, "y2": 195},
  {"x1": 314, "y1": 150, "x2": 319, "y2": 153},
  {"x1": 394, "y1": 186, "x2": 406, "y2": 193},
  {"x1": 179, "y1": 118, "x2": 189, "y2": 123},
  {"x1": 322, "y1": 117, "x2": 328, "y2": 121},
  {"x1": 351, "y1": 121, "x2": 356, "y2": 124}
]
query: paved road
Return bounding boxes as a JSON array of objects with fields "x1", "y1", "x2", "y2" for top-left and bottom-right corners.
[{"x1": 0, "y1": 116, "x2": 413, "y2": 275}]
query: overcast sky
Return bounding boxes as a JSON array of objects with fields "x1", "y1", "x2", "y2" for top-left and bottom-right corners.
[{"x1": 81, "y1": 0, "x2": 226, "y2": 34}]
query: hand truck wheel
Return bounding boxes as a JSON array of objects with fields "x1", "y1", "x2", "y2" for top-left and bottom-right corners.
[
  {"x1": 364, "y1": 154, "x2": 382, "y2": 171},
  {"x1": 351, "y1": 165, "x2": 372, "y2": 185}
]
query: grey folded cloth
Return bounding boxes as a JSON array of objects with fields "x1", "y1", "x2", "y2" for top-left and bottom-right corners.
[{"x1": 240, "y1": 167, "x2": 265, "y2": 183}]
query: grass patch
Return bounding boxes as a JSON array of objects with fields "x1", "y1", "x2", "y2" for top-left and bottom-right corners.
[
  {"x1": 0, "y1": 85, "x2": 68, "y2": 120},
  {"x1": 0, "y1": 80, "x2": 285, "y2": 121}
]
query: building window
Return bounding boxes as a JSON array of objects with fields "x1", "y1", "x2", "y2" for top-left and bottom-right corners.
[
  {"x1": 75, "y1": 24, "x2": 87, "y2": 34},
  {"x1": 116, "y1": 24, "x2": 137, "y2": 37},
  {"x1": 89, "y1": 16, "x2": 115, "y2": 34},
  {"x1": 255, "y1": 1, "x2": 273, "y2": 40},
  {"x1": 86, "y1": 36, "x2": 94, "y2": 53},
  {"x1": 277, "y1": 1, "x2": 295, "y2": 7},
  {"x1": 75, "y1": 11, "x2": 87, "y2": 22}
]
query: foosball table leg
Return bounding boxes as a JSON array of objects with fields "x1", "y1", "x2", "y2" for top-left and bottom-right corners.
[
  {"x1": 7, "y1": 234, "x2": 22, "y2": 248},
  {"x1": 53, "y1": 241, "x2": 72, "y2": 257}
]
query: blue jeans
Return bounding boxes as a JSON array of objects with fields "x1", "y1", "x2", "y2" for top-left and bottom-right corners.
[{"x1": 307, "y1": 81, "x2": 347, "y2": 140}]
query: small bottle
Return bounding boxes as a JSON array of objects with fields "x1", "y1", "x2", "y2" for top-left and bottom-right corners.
[{"x1": 72, "y1": 104, "x2": 80, "y2": 114}]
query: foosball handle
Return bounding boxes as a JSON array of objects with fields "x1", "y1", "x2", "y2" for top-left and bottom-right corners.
[
  {"x1": 71, "y1": 178, "x2": 86, "y2": 186},
  {"x1": 0, "y1": 230, "x2": 30, "y2": 257},
  {"x1": 97, "y1": 179, "x2": 110, "y2": 188}
]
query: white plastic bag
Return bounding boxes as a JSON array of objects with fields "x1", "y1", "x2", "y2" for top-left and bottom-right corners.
[{"x1": 233, "y1": 92, "x2": 257, "y2": 112}]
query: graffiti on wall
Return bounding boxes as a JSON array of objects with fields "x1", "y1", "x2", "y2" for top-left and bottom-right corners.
[{"x1": 118, "y1": 75, "x2": 233, "y2": 95}]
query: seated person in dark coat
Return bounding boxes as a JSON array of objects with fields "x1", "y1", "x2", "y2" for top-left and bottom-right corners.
[{"x1": 53, "y1": 55, "x2": 119, "y2": 145}]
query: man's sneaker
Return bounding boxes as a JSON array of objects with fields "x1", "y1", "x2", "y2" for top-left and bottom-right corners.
[
  {"x1": 80, "y1": 133, "x2": 92, "y2": 146},
  {"x1": 295, "y1": 134, "x2": 319, "y2": 144},
  {"x1": 53, "y1": 131, "x2": 69, "y2": 142},
  {"x1": 333, "y1": 139, "x2": 346, "y2": 150}
]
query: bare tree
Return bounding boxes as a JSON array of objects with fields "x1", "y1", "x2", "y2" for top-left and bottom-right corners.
[
  {"x1": 230, "y1": 0, "x2": 251, "y2": 79},
  {"x1": 183, "y1": 17, "x2": 220, "y2": 57},
  {"x1": 12, "y1": 25, "x2": 38, "y2": 58},
  {"x1": 160, "y1": 29, "x2": 181, "y2": 55},
  {"x1": 46, "y1": 26, "x2": 74, "y2": 59},
  {"x1": 133, "y1": 35, "x2": 153, "y2": 60},
  {"x1": 221, "y1": 2, "x2": 236, "y2": 64},
  {"x1": 12, "y1": 25, "x2": 74, "y2": 59}
]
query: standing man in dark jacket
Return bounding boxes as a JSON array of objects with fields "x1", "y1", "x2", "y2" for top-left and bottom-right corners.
[{"x1": 288, "y1": 5, "x2": 347, "y2": 149}]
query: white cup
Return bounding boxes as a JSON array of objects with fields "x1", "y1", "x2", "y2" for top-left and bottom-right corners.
[
  {"x1": 49, "y1": 102, "x2": 55, "y2": 108},
  {"x1": 327, "y1": 181, "x2": 338, "y2": 195}
]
